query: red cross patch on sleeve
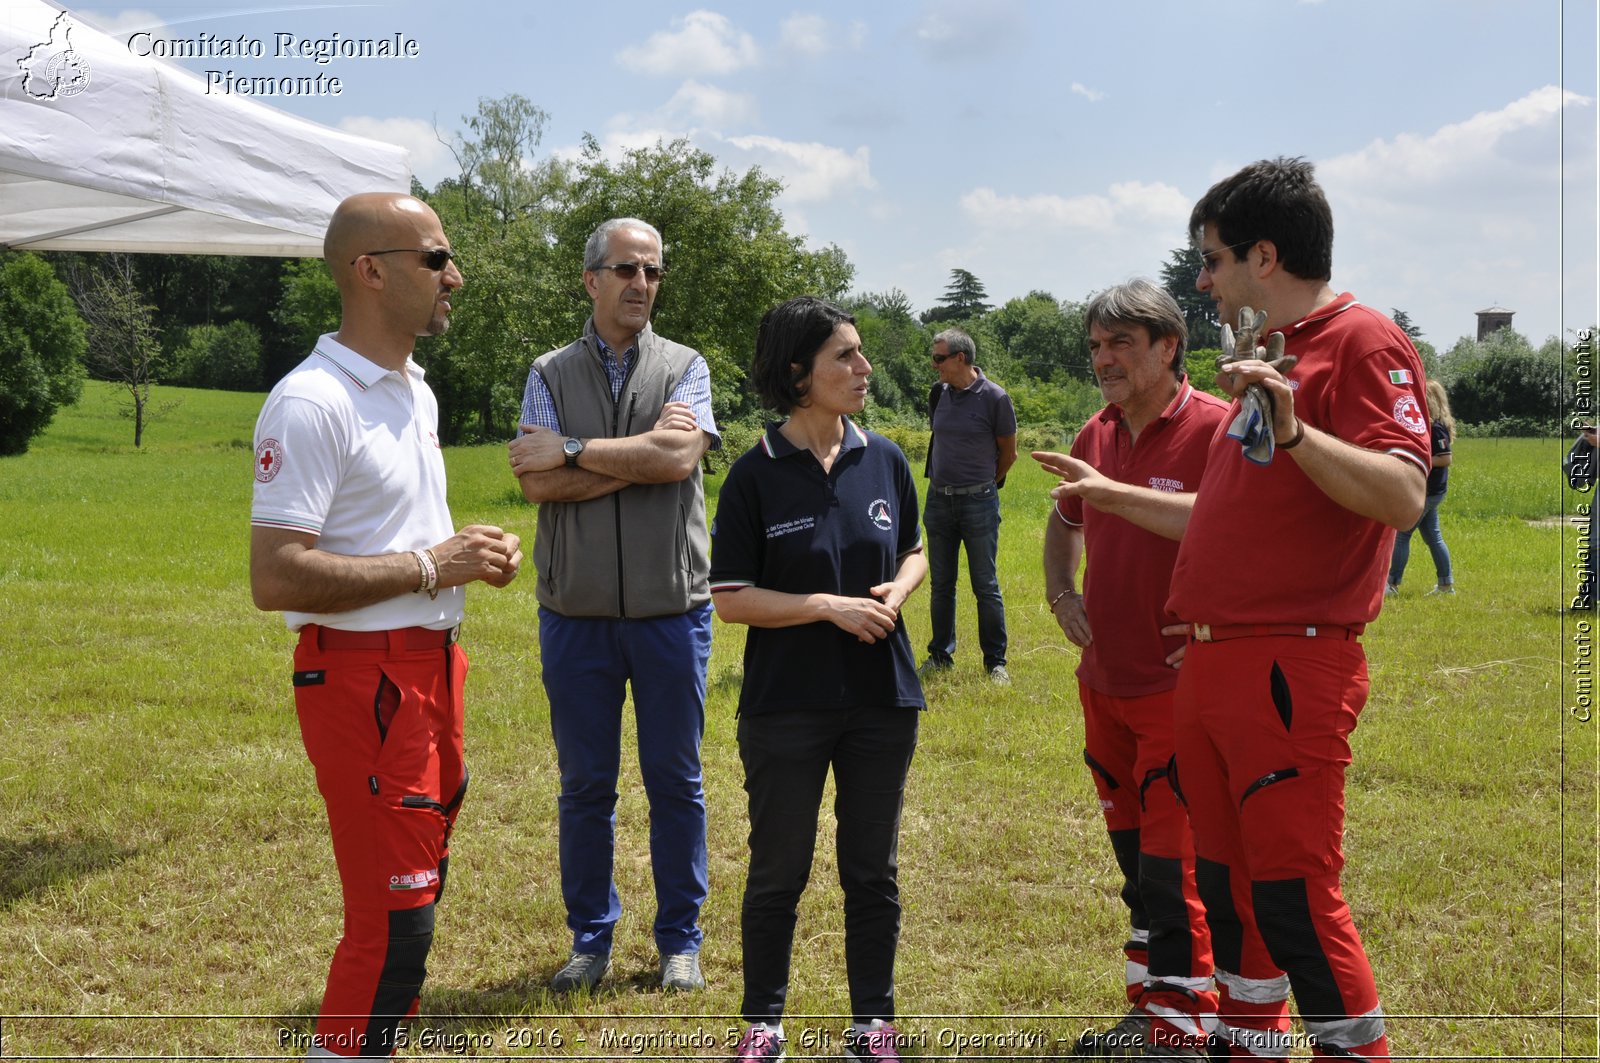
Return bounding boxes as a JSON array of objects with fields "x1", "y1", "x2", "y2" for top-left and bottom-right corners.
[{"x1": 255, "y1": 438, "x2": 284, "y2": 482}]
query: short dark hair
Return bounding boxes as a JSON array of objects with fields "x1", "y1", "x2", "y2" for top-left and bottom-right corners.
[
  {"x1": 1084, "y1": 279, "x2": 1189, "y2": 375},
  {"x1": 750, "y1": 296, "x2": 856, "y2": 414},
  {"x1": 1189, "y1": 156, "x2": 1334, "y2": 282}
]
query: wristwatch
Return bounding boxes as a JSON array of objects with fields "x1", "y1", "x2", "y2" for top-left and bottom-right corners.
[{"x1": 563, "y1": 437, "x2": 585, "y2": 467}]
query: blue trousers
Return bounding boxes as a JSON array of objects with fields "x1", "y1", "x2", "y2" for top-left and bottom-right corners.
[
  {"x1": 923, "y1": 485, "x2": 1008, "y2": 669},
  {"x1": 539, "y1": 605, "x2": 711, "y2": 956},
  {"x1": 1388, "y1": 491, "x2": 1452, "y2": 588}
]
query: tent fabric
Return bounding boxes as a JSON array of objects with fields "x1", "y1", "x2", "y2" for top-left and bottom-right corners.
[{"x1": 0, "y1": 0, "x2": 410, "y2": 257}]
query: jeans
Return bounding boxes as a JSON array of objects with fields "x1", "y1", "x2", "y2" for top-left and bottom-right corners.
[
  {"x1": 1388, "y1": 492, "x2": 1452, "y2": 587},
  {"x1": 539, "y1": 605, "x2": 711, "y2": 957},
  {"x1": 923, "y1": 485, "x2": 1007, "y2": 669},
  {"x1": 737, "y1": 706, "x2": 919, "y2": 1025}
]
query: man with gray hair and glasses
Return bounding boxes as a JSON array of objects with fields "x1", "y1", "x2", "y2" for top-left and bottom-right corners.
[
  {"x1": 921, "y1": 327, "x2": 1017, "y2": 683},
  {"x1": 509, "y1": 217, "x2": 718, "y2": 995}
]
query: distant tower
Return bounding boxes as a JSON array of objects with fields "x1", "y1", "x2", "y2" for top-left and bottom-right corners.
[{"x1": 1476, "y1": 305, "x2": 1514, "y2": 341}]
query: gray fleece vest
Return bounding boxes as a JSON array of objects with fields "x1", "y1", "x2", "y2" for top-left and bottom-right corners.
[{"x1": 531, "y1": 322, "x2": 710, "y2": 618}]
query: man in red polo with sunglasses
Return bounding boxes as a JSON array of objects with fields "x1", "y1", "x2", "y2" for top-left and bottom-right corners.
[{"x1": 251, "y1": 192, "x2": 522, "y2": 1059}]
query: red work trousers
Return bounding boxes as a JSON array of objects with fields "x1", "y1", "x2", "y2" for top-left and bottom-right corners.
[
  {"x1": 1080, "y1": 681, "x2": 1215, "y2": 1046},
  {"x1": 293, "y1": 626, "x2": 468, "y2": 1059},
  {"x1": 1173, "y1": 635, "x2": 1388, "y2": 1062}
]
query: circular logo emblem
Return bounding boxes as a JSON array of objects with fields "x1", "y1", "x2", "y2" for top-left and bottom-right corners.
[
  {"x1": 45, "y1": 50, "x2": 91, "y2": 97},
  {"x1": 1393, "y1": 395, "x2": 1427, "y2": 435},
  {"x1": 255, "y1": 438, "x2": 284, "y2": 482},
  {"x1": 868, "y1": 499, "x2": 893, "y2": 531}
]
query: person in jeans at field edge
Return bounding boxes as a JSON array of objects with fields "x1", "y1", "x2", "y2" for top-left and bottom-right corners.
[
  {"x1": 920, "y1": 327, "x2": 1017, "y2": 684},
  {"x1": 1036, "y1": 280, "x2": 1228, "y2": 1059},
  {"x1": 1046, "y1": 158, "x2": 1428, "y2": 1062},
  {"x1": 250, "y1": 192, "x2": 523, "y2": 1059},
  {"x1": 710, "y1": 296, "x2": 926, "y2": 1063},
  {"x1": 508, "y1": 217, "x2": 717, "y2": 995},
  {"x1": 1386, "y1": 379, "x2": 1456, "y2": 597}
]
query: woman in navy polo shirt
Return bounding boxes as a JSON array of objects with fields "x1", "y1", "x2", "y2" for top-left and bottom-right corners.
[{"x1": 710, "y1": 296, "x2": 927, "y2": 1063}]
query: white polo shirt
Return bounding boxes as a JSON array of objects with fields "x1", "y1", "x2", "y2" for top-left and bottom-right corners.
[{"x1": 251, "y1": 334, "x2": 464, "y2": 632}]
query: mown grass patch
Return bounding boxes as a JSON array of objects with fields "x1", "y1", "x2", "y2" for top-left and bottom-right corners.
[{"x1": 0, "y1": 383, "x2": 1591, "y2": 1058}]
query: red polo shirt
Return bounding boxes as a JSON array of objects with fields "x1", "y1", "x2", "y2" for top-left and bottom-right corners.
[
  {"x1": 1059, "y1": 378, "x2": 1230, "y2": 697},
  {"x1": 1168, "y1": 295, "x2": 1431, "y2": 628}
]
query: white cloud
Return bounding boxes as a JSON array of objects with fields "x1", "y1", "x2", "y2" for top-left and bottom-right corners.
[
  {"x1": 1317, "y1": 85, "x2": 1595, "y2": 344},
  {"x1": 959, "y1": 181, "x2": 1189, "y2": 231},
  {"x1": 663, "y1": 80, "x2": 758, "y2": 128},
  {"x1": 723, "y1": 134, "x2": 876, "y2": 202},
  {"x1": 617, "y1": 10, "x2": 759, "y2": 77},
  {"x1": 913, "y1": 0, "x2": 1026, "y2": 59},
  {"x1": 1071, "y1": 82, "x2": 1105, "y2": 103},
  {"x1": 781, "y1": 13, "x2": 831, "y2": 57},
  {"x1": 338, "y1": 116, "x2": 455, "y2": 187}
]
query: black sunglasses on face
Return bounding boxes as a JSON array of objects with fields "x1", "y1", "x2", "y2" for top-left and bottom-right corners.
[
  {"x1": 592, "y1": 262, "x2": 666, "y2": 282},
  {"x1": 353, "y1": 247, "x2": 457, "y2": 271},
  {"x1": 1197, "y1": 239, "x2": 1257, "y2": 275}
]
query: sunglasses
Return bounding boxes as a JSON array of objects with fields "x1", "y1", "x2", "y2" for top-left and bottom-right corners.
[
  {"x1": 930, "y1": 351, "x2": 955, "y2": 364},
  {"x1": 592, "y1": 262, "x2": 667, "y2": 282},
  {"x1": 1197, "y1": 239, "x2": 1257, "y2": 275},
  {"x1": 353, "y1": 247, "x2": 457, "y2": 271}
]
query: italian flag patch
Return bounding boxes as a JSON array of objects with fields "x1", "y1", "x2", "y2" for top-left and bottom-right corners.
[{"x1": 1389, "y1": 369, "x2": 1413, "y2": 385}]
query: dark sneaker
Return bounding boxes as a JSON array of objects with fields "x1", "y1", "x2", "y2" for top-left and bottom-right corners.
[
  {"x1": 918, "y1": 657, "x2": 952, "y2": 679},
  {"x1": 1073, "y1": 1008, "x2": 1151, "y2": 1057},
  {"x1": 842, "y1": 1022, "x2": 904, "y2": 1062},
  {"x1": 732, "y1": 1024, "x2": 786, "y2": 1062},
  {"x1": 549, "y1": 949, "x2": 609, "y2": 992},
  {"x1": 659, "y1": 950, "x2": 705, "y2": 991}
]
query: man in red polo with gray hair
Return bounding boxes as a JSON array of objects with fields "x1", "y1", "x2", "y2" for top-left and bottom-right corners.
[
  {"x1": 251, "y1": 192, "x2": 522, "y2": 1059},
  {"x1": 1036, "y1": 279, "x2": 1227, "y2": 1060}
]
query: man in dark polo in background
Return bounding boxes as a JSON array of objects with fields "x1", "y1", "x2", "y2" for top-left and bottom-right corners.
[
  {"x1": 921, "y1": 327, "x2": 1017, "y2": 684},
  {"x1": 508, "y1": 217, "x2": 717, "y2": 995},
  {"x1": 251, "y1": 192, "x2": 522, "y2": 1059}
]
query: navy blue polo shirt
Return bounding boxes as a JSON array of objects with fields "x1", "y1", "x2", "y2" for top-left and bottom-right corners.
[{"x1": 710, "y1": 417, "x2": 925, "y2": 716}]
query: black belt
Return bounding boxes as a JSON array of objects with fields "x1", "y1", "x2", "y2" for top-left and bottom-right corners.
[{"x1": 930, "y1": 481, "x2": 993, "y2": 496}]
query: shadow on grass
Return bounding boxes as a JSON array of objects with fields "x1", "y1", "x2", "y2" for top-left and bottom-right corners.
[{"x1": 0, "y1": 831, "x2": 139, "y2": 911}]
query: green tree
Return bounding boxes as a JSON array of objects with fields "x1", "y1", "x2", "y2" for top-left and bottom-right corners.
[
  {"x1": 67, "y1": 254, "x2": 165, "y2": 447},
  {"x1": 1441, "y1": 328, "x2": 1561, "y2": 431},
  {"x1": 440, "y1": 94, "x2": 560, "y2": 233},
  {"x1": 984, "y1": 291, "x2": 1088, "y2": 381},
  {"x1": 1159, "y1": 246, "x2": 1219, "y2": 349},
  {"x1": 923, "y1": 268, "x2": 991, "y2": 324},
  {"x1": 171, "y1": 320, "x2": 263, "y2": 391},
  {"x1": 0, "y1": 252, "x2": 87, "y2": 456},
  {"x1": 847, "y1": 296, "x2": 931, "y2": 417},
  {"x1": 273, "y1": 258, "x2": 342, "y2": 380}
]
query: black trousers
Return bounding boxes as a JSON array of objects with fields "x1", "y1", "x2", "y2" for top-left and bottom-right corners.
[{"x1": 737, "y1": 706, "x2": 920, "y2": 1025}]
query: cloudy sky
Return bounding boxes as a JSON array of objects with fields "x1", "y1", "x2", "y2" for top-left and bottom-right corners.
[{"x1": 54, "y1": 0, "x2": 1600, "y2": 350}]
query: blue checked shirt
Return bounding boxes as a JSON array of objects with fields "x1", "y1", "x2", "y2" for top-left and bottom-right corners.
[{"x1": 519, "y1": 336, "x2": 718, "y2": 446}]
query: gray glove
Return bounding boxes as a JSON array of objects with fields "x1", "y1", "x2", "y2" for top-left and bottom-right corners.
[{"x1": 1218, "y1": 307, "x2": 1294, "y2": 465}]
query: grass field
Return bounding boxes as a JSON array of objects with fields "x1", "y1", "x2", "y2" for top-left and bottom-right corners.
[{"x1": 0, "y1": 382, "x2": 1593, "y2": 1059}]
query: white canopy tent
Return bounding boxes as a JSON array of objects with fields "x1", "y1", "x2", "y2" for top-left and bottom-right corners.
[{"x1": 0, "y1": 0, "x2": 409, "y2": 257}]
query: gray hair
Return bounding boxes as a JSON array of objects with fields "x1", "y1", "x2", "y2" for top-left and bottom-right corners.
[
  {"x1": 583, "y1": 217, "x2": 663, "y2": 271},
  {"x1": 1084, "y1": 278, "x2": 1189, "y2": 375},
  {"x1": 933, "y1": 327, "x2": 976, "y2": 364}
]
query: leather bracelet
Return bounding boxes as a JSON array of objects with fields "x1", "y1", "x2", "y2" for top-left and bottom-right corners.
[
  {"x1": 1278, "y1": 418, "x2": 1305, "y2": 450},
  {"x1": 1049, "y1": 588, "x2": 1075, "y2": 609}
]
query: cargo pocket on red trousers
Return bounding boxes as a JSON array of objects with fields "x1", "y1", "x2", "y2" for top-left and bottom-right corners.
[{"x1": 1237, "y1": 765, "x2": 1345, "y2": 879}]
